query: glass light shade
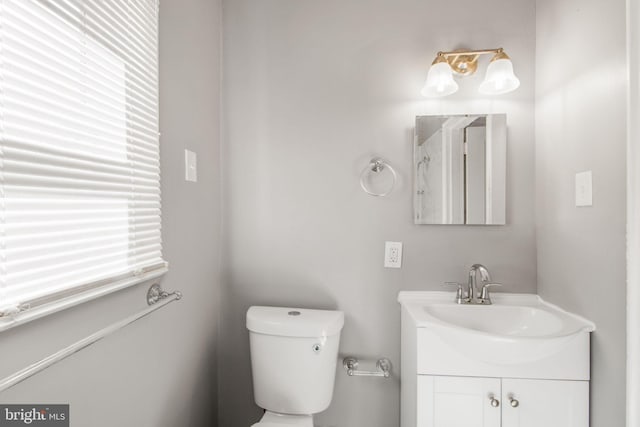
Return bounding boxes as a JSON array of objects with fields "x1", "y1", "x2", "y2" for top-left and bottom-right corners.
[
  {"x1": 421, "y1": 62, "x2": 459, "y2": 98},
  {"x1": 479, "y1": 58, "x2": 520, "y2": 95}
]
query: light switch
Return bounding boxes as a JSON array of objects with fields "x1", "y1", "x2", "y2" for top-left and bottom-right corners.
[
  {"x1": 185, "y1": 149, "x2": 197, "y2": 182},
  {"x1": 575, "y1": 171, "x2": 592, "y2": 207}
]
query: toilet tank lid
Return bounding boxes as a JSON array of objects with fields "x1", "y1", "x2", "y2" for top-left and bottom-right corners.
[{"x1": 246, "y1": 306, "x2": 344, "y2": 338}]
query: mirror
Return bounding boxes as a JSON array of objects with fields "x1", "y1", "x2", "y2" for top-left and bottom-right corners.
[{"x1": 414, "y1": 114, "x2": 506, "y2": 225}]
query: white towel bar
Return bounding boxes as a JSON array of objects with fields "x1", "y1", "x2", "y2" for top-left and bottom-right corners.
[{"x1": 0, "y1": 284, "x2": 181, "y2": 393}]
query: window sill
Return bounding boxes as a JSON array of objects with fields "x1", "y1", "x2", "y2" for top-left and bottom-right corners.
[{"x1": 0, "y1": 267, "x2": 168, "y2": 334}]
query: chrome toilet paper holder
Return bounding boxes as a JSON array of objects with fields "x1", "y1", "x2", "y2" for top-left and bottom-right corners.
[{"x1": 343, "y1": 356, "x2": 392, "y2": 378}]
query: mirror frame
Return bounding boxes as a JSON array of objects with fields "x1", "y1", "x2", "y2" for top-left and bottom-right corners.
[{"x1": 413, "y1": 113, "x2": 507, "y2": 225}]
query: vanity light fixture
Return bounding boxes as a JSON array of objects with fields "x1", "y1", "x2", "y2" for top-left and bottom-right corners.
[{"x1": 421, "y1": 48, "x2": 520, "y2": 98}]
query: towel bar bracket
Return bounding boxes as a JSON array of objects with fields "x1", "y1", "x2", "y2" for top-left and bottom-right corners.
[{"x1": 147, "y1": 283, "x2": 182, "y2": 305}]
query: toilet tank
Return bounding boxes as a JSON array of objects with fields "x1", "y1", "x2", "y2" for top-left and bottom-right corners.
[{"x1": 246, "y1": 306, "x2": 344, "y2": 415}]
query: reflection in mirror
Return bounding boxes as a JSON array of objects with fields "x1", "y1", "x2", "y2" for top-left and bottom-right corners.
[{"x1": 414, "y1": 114, "x2": 506, "y2": 225}]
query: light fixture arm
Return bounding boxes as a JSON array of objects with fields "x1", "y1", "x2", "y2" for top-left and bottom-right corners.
[
  {"x1": 432, "y1": 48, "x2": 508, "y2": 76},
  {"x1": 438, "y1": 47, "x2": 504, "y2": 58}
]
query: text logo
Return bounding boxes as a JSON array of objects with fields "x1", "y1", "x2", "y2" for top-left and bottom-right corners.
[{"x1": 0, "y1": 405, "x2": 68, "y2": 426}]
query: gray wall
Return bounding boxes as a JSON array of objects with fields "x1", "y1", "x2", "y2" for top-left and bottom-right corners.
[
  {"x1": 0, "y1": 1, "x2": 222, "y2": 426},
  {"x1": 535, "y1": 1, "x2": 627, "y2": 426},
  {"x1": 220, "y1": 1, "x2": 537, "y2": 426}
]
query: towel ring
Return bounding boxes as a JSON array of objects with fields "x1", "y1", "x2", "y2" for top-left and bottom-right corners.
[{"x1": 359, "y1": 157, "x2": 397, "y2": 197}]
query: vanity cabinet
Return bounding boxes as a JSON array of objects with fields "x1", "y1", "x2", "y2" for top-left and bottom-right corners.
[
  {"x1": 500, "y1": 378, "x2": 588, "y2": 427},
  {"x1": 398, "y1": 292, "x2": 594, "y2": 427},
  {"x1": 418, "y1": 376, "x2": 500, "y2": 427},
  {"x1": 418, "y1": 376, "x2": 588, "y2": 427}
]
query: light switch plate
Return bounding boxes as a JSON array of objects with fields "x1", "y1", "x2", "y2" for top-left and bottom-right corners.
[
  {"x1": 384, "y1": 241, "x2": 403, "y2": 268},
  {"x1": 185, "y1": 149, "x2": 197, "y2": 182},
  {"x1": 575, "y1": 171, "x2": 592, "y2": 207}
]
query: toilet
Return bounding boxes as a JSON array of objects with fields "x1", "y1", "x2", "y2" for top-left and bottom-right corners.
[{"x1": 246, "y1": 306, "x2": 345, "y2": 427}]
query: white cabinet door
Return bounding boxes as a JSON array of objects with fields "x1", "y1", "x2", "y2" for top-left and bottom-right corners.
[
  {"x1": 502, "y1": 379, "x2": 589, "y2": 427},
  {"x1": 418, "y1": 375, "x2": 502, "y2": 427}
]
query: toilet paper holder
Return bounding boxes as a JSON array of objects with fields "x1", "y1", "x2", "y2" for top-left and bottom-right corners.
[{"x1": 343, "y1": 356, "x2": 392, "y2": 378}]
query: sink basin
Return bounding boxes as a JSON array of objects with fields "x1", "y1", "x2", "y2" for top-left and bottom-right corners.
[
  {"x1": 423, "y1": 304, "x2": 565, "y2": 337},
  {"x1": 399, "y1": 292, "x2": 595, "y2": 365}
]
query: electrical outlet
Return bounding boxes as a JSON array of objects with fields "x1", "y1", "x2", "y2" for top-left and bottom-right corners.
[{"x1": 384, "y1": 241, "x2": 403, "y2": 268}]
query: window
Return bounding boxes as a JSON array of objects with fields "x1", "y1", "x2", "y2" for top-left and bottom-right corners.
[{"x1": 0, "y1": 0, "x2": 165, "y2": 328}]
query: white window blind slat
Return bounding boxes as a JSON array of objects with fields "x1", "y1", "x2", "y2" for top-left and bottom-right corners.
[
  {"x1": 10, "y1": 0, "x2": 158, "y2": 76},
  {"x1": 0, "y1": 0, "x2": 164, "y2": 316},
  {"x1": 7, "y1": 234, "x2": 162, "y2": 260},
  {"x1": 113, "y1": 0, "x2": 158, "y2": 37},
  {"x1": 5, "y1": 30, "x2": 156, "y2": 108},
  {"x1": 5, "y1": 71, "x2": 129, "y2": 120},
  {"x1": 86, "y1": 0, "x2": 157, "y2": 65},
  {"x1": 4, "y1": 219, "x2": 161, "y2": 242},
  {"x1": 5, "y1": 185, "x2": 161, "y2": 201},
  {"x1": 6, "y1": 106, "x2": 128, "y2": 149},
  {"x1": 6, "y1": 226, "x2": 160, "y2": 248},
  {"x1": 3, "y1": 147, "x2": 160, "y2": 179},
  {"x1": 9, "y1": 256, "x2": 166, "y2": 303},
  {"x1": 5, "y1": 197, "x2": 160, "y2": 209},
  {"x1": 7, "y1": 94, "x2": 128, "y2": 140},
  {"x1": 3, "y1": 173, "x2": 159, "y2": 193},
  {"x1": 38, "y1": 0, "x2": 82, "y2": 25},
  {"x1": 5, "y1": 1, "x2": 159, "y2": 114},
  {"x1": 2, "y1": 139, "x2": 161, "y2": 173},
  {"x1": 79, "y1": 20, "x2": 158, "y2": 97},
  {"x1": 5, "y1": 60, "x2": 155, "y2": 119},
  {"x1": 3, "y1": 129, "x2": 159, "y2": 165},
  {"x1": 6, "y1": 1, "x2": 82, "y2": 48},
  {"x1": 7, "y1": 212, "x2": 160, "y2": 224},
  {"x1": 6, "y1": 112, "x2": 127, "y2": 152},
  {"x1": 8, "y1": 242, "x2": 163, "y2": 274},
  {"x1": 4, "y1": 160, "x2": 160, "y2": 186},
  {"x1": 4, "y1": 48, "x2": 129, "y2": 112}
]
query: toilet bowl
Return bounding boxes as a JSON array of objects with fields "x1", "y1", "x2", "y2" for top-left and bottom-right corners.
[{"x1": 246, "y1": 306, "x2": 344, "y2": 426}]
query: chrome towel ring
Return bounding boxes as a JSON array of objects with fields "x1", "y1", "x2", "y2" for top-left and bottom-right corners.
[{"x1": 359, "y1": 157, "x2": 397, "y2": 197}]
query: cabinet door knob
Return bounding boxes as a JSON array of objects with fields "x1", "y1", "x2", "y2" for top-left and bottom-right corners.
[
  {"x1": 509, "y1": 396, "x2": 520, "y2": 408},
  {"x1": 489, "y1": 396, "x2": 500, "y2": 407}
]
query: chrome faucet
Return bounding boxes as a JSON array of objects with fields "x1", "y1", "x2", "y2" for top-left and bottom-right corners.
[
  {"x1": 445, "y1": 264, "x2": 501, "y2": 305},
  {"x1": 468, "y1": 264, "x2": 491, "y2": 302}
]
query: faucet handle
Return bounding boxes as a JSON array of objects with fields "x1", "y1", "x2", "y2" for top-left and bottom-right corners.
[
  {"x1": 444, "y1": 282, "x2": 467, "y2": 304},
  {"x1": 479, "y1": 283, "x2": 502, "y2": 303}
]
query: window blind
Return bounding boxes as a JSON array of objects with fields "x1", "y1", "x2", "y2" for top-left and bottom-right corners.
[{"x1": 0, "y1": 0, "x2": 165, "y2": 317}]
